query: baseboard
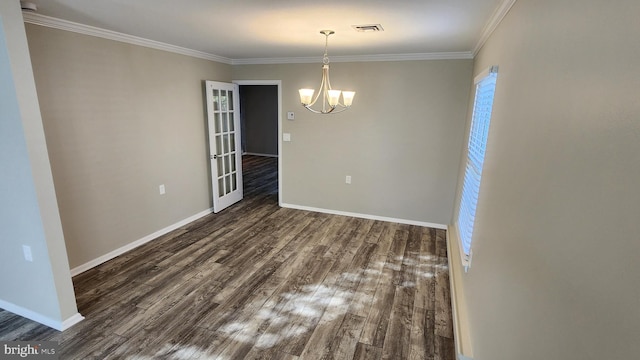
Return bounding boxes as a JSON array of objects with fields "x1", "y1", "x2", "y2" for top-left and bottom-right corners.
[
  {"x1": 447, "y1": 227, "x2": 474, "y2": 360},
  {"x1": 243, "y1": 152, "x2": 278, "y2": 158},
  {"x1": 0, "y1": 300, "x2": 84, "y2": 331},
  {"x1": 60, "y1": 313, "x2": 85, "y2": 331},
  {"x1": 280, "y1": 203, "x2": 447, "y2": 229},
  {"x1": 70, "y1": 208, "x2": 213, "y2": 276}
]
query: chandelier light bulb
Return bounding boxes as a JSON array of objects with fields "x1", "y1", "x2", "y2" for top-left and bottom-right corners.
[
  {"x1": 299, "y1": 89, "x2": 315, "y2": 105},
  {"x1": 327, "y1": 90, "x2": 341, "y2": 106},
  {"x1": 342, "y1": 91, "x2": 355, "y2": 107}
]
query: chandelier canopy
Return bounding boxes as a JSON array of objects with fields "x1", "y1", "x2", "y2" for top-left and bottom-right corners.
[{"x1": 299, "y1": 30, "x2": 355, "y2": 114}]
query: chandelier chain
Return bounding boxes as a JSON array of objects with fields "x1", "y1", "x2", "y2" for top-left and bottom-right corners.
[{"x1": 322, "y1": 33, "x2": 330, "y2": 65}]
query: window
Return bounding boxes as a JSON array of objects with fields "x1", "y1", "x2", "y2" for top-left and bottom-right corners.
[{"x1": 457, "y1": 66, "x2": 498, "y2": 268}]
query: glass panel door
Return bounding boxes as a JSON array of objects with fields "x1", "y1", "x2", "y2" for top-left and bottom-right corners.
[{"x1": 205, "y1": 81, "x2": 243, "y2": 213}]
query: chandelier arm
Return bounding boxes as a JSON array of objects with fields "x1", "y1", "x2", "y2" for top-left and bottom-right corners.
[
  {"x1": 322, "y1": 65, "x2": 332, "y2": 113},
  {"x1": 303, "y1": 104, "x2": 337, "y2": 114},
  {"x1": 307, "y1": 84, "x2": 322, "y2": 107},
  {"x1": 321, "y1": 72, "x2": 327, "y2": 113},
  {"x1": 323, "y1": 65, "x2": 346, "y2": 108},
  {"x1": 306, "y1": 65, "x2": 326, "y2": 107},
  {"x1": 327, "y1": 106, "x2": 348, "y2": 114},
  {"x1": 318, "y1": 69, "x2": 327, "y2": 112},
  {"x1": 324, "y1": 65, "x2": 333, "y2": 91}
]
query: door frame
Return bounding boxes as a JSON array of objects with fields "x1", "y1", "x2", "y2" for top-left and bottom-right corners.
[{"x1": 233, "y1": 80, "x2": 283, "y2": 207}]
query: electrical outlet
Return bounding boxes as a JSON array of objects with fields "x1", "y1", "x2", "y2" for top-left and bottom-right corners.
[
  {"x1": 23, "y1": 245, "x2": 33, "y2": 262},
  {"x1": 287, "y1": 112, "x2": 295, "y2": 120},
  {"x1": 283, "y1": 133, "x2": 291, "y2": 142},
  {"x1": 159, "y1": 184, "x2": 166, "y2": 195},
  {"x1": 345, "y1": 175, "x2": 352, "y2": 184}
]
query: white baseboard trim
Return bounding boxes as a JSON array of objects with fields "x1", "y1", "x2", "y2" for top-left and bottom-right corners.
[
  {"x1": 447, "y1": 227, "x2": 474, "y2": 360},
  {"x1": 243, "y1": 152, "x2": 278, "y2": 158},
  {"x1": 280, "y1": 203, "x2": 447, "y2": 229},
  {"x1": 0, "y1": 300, "x2": 84, "y2": 331},
  {"x1": 70, "y1": 208, "x2": 214, "y2": 276},
  {"x1": 60, "y1": 312, "x2": 85, "y2": 331}
]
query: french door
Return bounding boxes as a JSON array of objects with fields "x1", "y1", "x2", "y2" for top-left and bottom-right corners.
[{"x1": 205, "y1": 81, "x2": 243, "y2": 213}]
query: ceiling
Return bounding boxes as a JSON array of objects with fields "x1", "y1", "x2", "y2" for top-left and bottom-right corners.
[{"x1": 23, "y1": 0, "x2": 506, "y2": 62}]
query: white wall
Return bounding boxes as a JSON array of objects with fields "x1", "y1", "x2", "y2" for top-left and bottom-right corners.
[
  {"x1": 451, "y1": 0, "x2": 640, "y2": 359},
  {"x1": 0, "y1": 1, "x2": 79, "y2": 329}
]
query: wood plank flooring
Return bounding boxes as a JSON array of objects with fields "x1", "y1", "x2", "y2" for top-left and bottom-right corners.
[{"x1": 0, "y1": 155, "x2": 455, "y2": 359}]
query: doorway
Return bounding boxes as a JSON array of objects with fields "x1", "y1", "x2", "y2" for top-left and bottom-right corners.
[
  {"x1": 234, "y1": 80, "x2": 282, "y2": 206},
  {"x1": 239, "y1": 85, "x2": 278, "y2": 157}
]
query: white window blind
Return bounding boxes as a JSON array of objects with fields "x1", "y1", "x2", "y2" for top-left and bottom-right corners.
[{"x1": 457, "y1": 66, "x2": 498, "y2": 266}]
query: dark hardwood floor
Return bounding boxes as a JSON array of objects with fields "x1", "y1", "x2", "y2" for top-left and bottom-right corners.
[{"x1": 0, "y1": 155, "x2": 455, "y2": 359}]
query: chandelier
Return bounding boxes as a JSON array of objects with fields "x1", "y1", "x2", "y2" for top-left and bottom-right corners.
[{"x1": 299, "y1": 30, "x2": 355, "y2": 114}]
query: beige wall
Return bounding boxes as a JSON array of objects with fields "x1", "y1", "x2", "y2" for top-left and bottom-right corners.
[
  {"x1": 0, "y1": 1, "x2": 78, "y2": 327},
  {"x1": 234, "y1": 60, "x2": 473, "y2": 225},
  {"x1": 26, "y1": 24, "x2": 231, "y2": 269},
  {"x1": 452, "y1": 0, "x2": 640, "y2": 359},
  {"x1": 25, "y1": 23, "x2": 472, "y2": 271}
]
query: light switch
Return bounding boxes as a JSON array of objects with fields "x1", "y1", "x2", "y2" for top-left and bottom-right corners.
[
  {"x1": 23, "y1": 245, "x2": 33, "y2": 262},
  {"x1": 283, "y1": 133, "x2": 291, "y2": 142},
  {"x1": 287, "y1": 112, "x2": 295, "y2": 120}
]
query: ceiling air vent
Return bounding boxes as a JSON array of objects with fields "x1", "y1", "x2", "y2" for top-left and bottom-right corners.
[{"x1": 352, "y1": 24, "x2": 384, "y2": 32}]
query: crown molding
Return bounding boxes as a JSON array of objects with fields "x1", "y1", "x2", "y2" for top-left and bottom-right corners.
[
  {"x1": 23, "y1": 12, "x2": 481, "y2": 65},
  {"x1": 472, "y1": 0, "x2": 518, "y2": 56},
  {"x1": 232, "y1": 52, "x2": 473, "y2": 65},
  {"x1": 22, "y1": 12, "x2": 233, "y2": 64},
  {"x1": 23, "y1": 12, "x2": 473, "y2": 65}
]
